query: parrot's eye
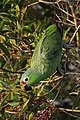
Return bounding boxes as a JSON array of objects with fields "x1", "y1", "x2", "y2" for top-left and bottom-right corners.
[{"x1": 24, "y1": 77, "x2": 29, "y2": 82}]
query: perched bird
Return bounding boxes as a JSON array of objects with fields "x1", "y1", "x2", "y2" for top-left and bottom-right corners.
[{"x1": 20, "y1": 24, "x2": 63, "y2": 88}]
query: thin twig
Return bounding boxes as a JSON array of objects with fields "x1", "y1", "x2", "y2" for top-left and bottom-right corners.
[
  {"x1": 56, "y1": 2, "x2": 74, "y2": 18},
  {"x1": 40, "y1": 76, "x2": 63, "y2": 97},
  {"x1": 5, "y1": 110, "x2": 17, "y2": 114},
  {"x1": 59, "y1": 108, "x2": 80, "y2": 119},
  {"x1": 59, "y1": 108, "x2": 80, "y2": 113},
  {"x1": 40, "y1": 76, "x2": 63, "y2": 84},
  {"x1": 69, "y1": 3, "x2": 79, "y2": 46},
  {"x1": 28, "y1": 0, "x2": 57, "y2": 7},
  {"x1": 39, "y1": 81, "x2": 60, "y2": 97},
  {"x1": 69, "y1": 25, "x2": 80, "y2": 44},
  {"x1": 66, "y1": 72, "x2": 80, "y2": 75},
  {"x1": 55, "y1": 20, "x2": 74, "y2": 26},
  {"x1": 51, "y1": 78, "x2": 63, "y2": 104},
  {"x1": 51, "y1": 86, "x2": 61, "y2": 103}
]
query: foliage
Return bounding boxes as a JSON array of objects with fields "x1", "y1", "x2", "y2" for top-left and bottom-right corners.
[{"x1": 0, "y1": 0, "x2": 80, "y2": 120}]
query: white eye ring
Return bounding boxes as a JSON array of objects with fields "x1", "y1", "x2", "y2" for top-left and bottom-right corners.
[{"x1": 23, "y1": 77, "x2": 29, "y2": 83}]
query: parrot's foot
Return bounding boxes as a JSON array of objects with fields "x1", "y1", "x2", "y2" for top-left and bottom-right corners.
[
  {"x1": 24, "y1": 84, "x2": 32, "y2": 91},
  {"x1": 57, "y1": 64, "x2": 65, "y2": 76},
  {"x1": 63, "y1": 42, "x2": 74, "y2": 49}
]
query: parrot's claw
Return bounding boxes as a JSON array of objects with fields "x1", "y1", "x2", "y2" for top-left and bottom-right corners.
[
  {"x1": 63, "y1": 42, "x2": 74, "y2": 49},
  {"x1": 57, "y1": 64, "x2": 65, "y2": 76}
]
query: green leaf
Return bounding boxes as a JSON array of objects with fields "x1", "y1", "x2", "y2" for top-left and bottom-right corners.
[
  {"x1": 28, "y1": 112, "x2": 34, "y2": 120},
  {"x1": 39, "y1": 103, "x2": 46, "y2": 110},
  {"x1": 21, "y1": 100, "x2": 29, "y2": 113},
  {"x1": 0, "y1": 83, "x2": 3, "y2": 90},
  {"x1": 0, "y1": 94, "x2": 9, "y2": 106},
  {"x1": 0, "y1": 35, "x2": 6, "y2": 41},
  {"x1": 9, "y1": 92, "x2": 14, "y2": 101},
  {"x1": 8, "y1": 102, "x2": 20, "y2": 106},
  {"x1": 14, "y1": 57, "x2": 27, "y2": 70},
  {"x1": 0, "y1": 43, "x2": 10, "y2": 59},
  {"x1": 0, "y1": 56, "x2": 6, "y2": 68}
]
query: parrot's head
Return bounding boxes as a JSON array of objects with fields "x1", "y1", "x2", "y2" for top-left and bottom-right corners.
[{"x1": 20, "y1": 67, "x2": 41, "y2": 90}]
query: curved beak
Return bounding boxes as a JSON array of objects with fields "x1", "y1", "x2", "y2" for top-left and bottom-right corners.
[{"x1": 20, "y1": 80, "x2": 25, "y2": 85}]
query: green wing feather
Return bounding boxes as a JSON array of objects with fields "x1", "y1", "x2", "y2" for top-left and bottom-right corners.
[{"x1": 31, "y1": 24, "x2": 62, "y2": 79}]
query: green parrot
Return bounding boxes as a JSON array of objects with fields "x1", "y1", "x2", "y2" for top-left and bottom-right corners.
[{"x1": 20, "y1": 24, "x2": 63, "y2": 88}]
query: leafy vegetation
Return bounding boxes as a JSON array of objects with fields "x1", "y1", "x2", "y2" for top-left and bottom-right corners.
[{"x1": 0, "y1": 0, "x2": 80, "y2": 120}]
